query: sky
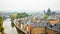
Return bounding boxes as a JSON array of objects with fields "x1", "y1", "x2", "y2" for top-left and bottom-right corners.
[{"x1": 0, "y1": 0, "x2": 60, "y2": 12}]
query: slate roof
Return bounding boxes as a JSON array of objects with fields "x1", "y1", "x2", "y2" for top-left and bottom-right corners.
[
  {"x1": 32, "y1": 21, "x2": 60, "y2": 33},
  {"x1": 32, "y1": 22, "x2": 47, "y2": 28}
]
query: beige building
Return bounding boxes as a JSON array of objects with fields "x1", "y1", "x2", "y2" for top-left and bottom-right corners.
[{"x1": 31, "y1": 27, "x2": 57, "y2": 34}]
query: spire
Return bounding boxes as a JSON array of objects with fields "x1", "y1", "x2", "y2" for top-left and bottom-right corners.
[
  {"x1": 47, "y1": 8, "x2": 51, "y2": 12},
  {"x1": 47, "y1": 8, "x2": 51, "y2": 16}
]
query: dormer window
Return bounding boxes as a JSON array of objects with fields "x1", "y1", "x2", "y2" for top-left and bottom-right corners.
[
  {"x1": 54, "y1": 24, "x2": 57, "y2": 26},
  {"x1": 49, "y1": 25, "x2": 53, "y2": 28}
]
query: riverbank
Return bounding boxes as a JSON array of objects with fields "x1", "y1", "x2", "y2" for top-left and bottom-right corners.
[{"x1": 0, "y1": 32, "x2": 2, "y2": 34}]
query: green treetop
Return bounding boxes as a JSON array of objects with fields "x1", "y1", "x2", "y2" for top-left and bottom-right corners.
[{"x1": 16, "y1": 13, "x2": 29, "y2": 18}]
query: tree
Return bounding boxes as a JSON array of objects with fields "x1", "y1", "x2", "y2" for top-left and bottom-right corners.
[
  {"x1": 0, "y1": 16, "x2": 4, "y2": 34},
  {"x1": 0, "y1": 26, "x2": 4, "y2": 32},
  {"x1": 44, "y1": 15, "x2": 49, "y2": 19},
  {"x1": 0, "y1": 16, "x2": 3, "y2": 26},
  {"x1": 11, "y1": 22, "x2": 15, "y2": 28},
  {"x1": 16, "y1": 13, "x2": 29, "y2": 18},
  {"x1": 10, "y1": 14, "x2": 17, "y2": 22}
]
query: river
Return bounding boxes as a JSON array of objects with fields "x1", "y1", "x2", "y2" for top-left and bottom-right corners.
[{"x1": 3, "y1": 18, "x2": 18, "y2": 34}]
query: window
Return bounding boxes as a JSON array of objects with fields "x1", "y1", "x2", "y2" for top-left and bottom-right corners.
[
  {"x1": 49, "y1": 25, "x2": 53, "y2": 28},
  {"x1": 54, "y1": 24, "x2": 57, "y2": 26}
]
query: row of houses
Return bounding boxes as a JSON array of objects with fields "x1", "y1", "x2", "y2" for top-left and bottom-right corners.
[{"x1": 14, "y1": 15, "x2": 60, "y2": 34}]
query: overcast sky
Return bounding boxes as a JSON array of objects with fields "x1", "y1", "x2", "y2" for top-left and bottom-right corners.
[{"x1": 0, "y1": 0, "x2": 60, "y2": 11}]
